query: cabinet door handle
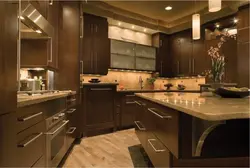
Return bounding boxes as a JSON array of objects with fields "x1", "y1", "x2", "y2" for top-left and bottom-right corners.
[
  {"x1": 95, "y1": 52, "x2": 97, "y2": 71},
  {"x1": 177, "y1": 61, "x2": 180, "y2": 74},
  {"x1": 160, "y1": 40, "x2": 162, "y2": 47},
  {"x1": 90, "y1": 88, "x2": 112, "y2": 91},
  {"x1": 67, "y1": 108, "x2": 76, "y2": 114},
  {"x1": 18, "y1": 132, "x2": 43, "y2": 148},
  {"x1": 125, "y1": 94, "x2": 135, "y2": 97},
  {"x1": 148, "y1": 139, "x2": 166, "y2": 153},
  {"x1": 80, "y1": 16, "x2": 83, "y2": 38},
  {"x1": 160, "y1": 61, "x2": 163, "y2": 75},
  {"x1": 67, "y1": 127, "x2": 76, "y2": 134},
  {"x1": 126, "y1": 101, "x2": 136, "y2": 104},
  {"x1": 80, "y1": 61, "x2": 83, "y2": 74},
  {"x1": 148, "y1": 108, "x2": 172, "y2": 119},
  {"x1": 134, "y1": 121, "x2": 146, "y2": 131},
  {"x1": 48, "y1": 37, "x2": 53, "y2": 63},
  {"x1": 134, "y1": 101, "x2": 142, "y2": 106},
  {"x1": 95, "y1": 24, "x2": 98, "y2": 33},
  {"x1": 193, "y1": 59, "x2": 195, "y2": 74},
  {"x1": 18, "y1": 112, "x2": 43, "y2": 122}
]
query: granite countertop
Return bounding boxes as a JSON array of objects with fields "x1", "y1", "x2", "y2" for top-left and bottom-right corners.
[
  {"x1": 18, "y1": 91, "x2": 75, "y2": 108},
  {"x1": 135, "y1": 92, "x2": 250, "y2": 121}
]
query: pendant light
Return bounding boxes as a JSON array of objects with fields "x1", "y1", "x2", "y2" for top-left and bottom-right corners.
[
  {"x1": 192, "y1": 0, "x2": 200, "y2": 40},
  {"x1": 192, "y1": 14, "x2": 200, "y2": 40},
  {"x1": 209, "y1": 0, "x2": 221, "y2": 12}
]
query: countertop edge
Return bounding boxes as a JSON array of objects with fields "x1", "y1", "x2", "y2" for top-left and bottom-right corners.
[{"x1": 135, "y1": 93, "x2": 250, "y2": 121}]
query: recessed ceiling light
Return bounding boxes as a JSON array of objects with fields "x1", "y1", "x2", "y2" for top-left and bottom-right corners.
[
  {"x1": 19, "y1": 16, "x2": 25, "y2": 20},
  {"x1": 234, "y1": 18, "x2": 238, "y2": 23},
  {"x1": 118, "y1": 22, "x2": 121, "y2": 26},
  {"x1": 35, "y1": 30, "x2": 42, "y2": 34},
  {"x1": 132, "y1": 25, "x2": 135, "y2": 29},
  {"x1": 165, "y1": 6, "x2": 172, "y2": 11},
  {"x1": 144, "y1": 28, "x2": 147, "y2": 32},
  {"x1": 216, "y1": 24, "x2": 220, "y2": 28}
]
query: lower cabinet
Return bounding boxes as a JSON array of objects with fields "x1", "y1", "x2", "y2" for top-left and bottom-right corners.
[
  {"x1": 16, "y1": 121, "x2": 46, "y2": 167},
  {"x1": 81, "y1": 85, "x2": 117, "y2": 136},
  {"x1": 66, "y1": 107, "x2": 78, "y2": 149}
]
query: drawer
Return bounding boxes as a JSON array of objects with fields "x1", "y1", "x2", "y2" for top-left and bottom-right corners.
[
  {"x1": 31, "y1": 155, "x2": 45, "y2": 168},
  {"x1": 147, "y1": 102, "x2": 179, "y2": 158},
  {"x1": 16, "y1": 121, "x2": 45, "y2": 167},
  {"x1": 17, "y1": 104, "x2": 45, "y2": 133},
  {"x1": 124, "y1": 93, "x2": 136, "y2": 103},
  {"x1": 145, "y1": 133, "x2": 172, "y2": 168}
]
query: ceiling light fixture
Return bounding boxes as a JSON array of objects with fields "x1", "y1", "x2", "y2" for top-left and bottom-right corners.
[
  {"x1": 118, "y1": 22, "x2": 121, "y2": 26},
  {"x1": 209, "y1": 0, "x2": 221, "y2": 12},
  {"x1": 192, "y1": 14, "x2": 200, "y2": 40},
  {"x1": 216, "y1": 24, "x2": 220, "y2": 28},
  {"x1": 132, "y1": 25, "x2": 135, "y2": 29},
  {"x1": 165, "y1": 6, "x2": 172, "y2": 11},
  {"x1": 192, "y1": 0, "x2": 200, "y2": 40},
  {"x1": 144, "y1": 28, "x2": 147, "y2": 32},
  {"x1": 234, "y1": 18, "x2": 238, "y2": 23}
]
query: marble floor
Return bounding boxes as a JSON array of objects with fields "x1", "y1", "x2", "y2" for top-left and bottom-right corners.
[{"x1": 62, "y1": 129, "x2": 140, "y2": 168}]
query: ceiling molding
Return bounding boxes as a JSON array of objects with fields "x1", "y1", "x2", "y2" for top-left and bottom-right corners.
[{"x1": 81, "y1": 1, "x2": 249, "y2": 35}]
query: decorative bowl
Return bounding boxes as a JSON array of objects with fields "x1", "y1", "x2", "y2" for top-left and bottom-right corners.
[{"x1": 215, "y1": 87, "x2": 250, "y2": 98}]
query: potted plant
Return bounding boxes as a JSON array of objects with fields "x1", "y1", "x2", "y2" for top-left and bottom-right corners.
[
  {"x1": 147, "y1": 73, "x2": 158, "y2": 90},
  {"x1": 206, "y1": 32, "x2": 236, "y2": 89}
]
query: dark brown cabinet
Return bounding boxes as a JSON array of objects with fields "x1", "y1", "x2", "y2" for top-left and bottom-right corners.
[
  {"x1": 30, "y1": 0, "x2": 49, "y2": 19},
  {"x1": 80, "y1": 13, "x2": 110, "y2": 75},
  {"x1": 121, "y1": 94, "x2": 137, "y2": 128},
  {"x1": 153, "y1": 33, "x2": 172, "y2": 77},
  {"x1": 81, "y1": 85, "x2": 117, "y2": 136}
]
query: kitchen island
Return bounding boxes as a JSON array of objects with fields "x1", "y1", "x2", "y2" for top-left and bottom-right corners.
[{"x1": 134, "y1": 92, "x2": 249, "y2": 167}]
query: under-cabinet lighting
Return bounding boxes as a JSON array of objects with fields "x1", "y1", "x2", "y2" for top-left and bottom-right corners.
[
  {"x1": 209, "y1": 0, "x2": 221, "y2": 12},
  {"x1": 143, "y1": 28, "x2": 147, "y2": 32},
  {"x1": 118, "y1": 22, "x2": 121, "y2": 26},
  {"x1": 234, "y1": 18, "x2": 238, "y2": 23},
  {"x1": 132, "y1": 25, "x2": 135, "y2": 29},
  {"x1": 19, "y1": 16, "x2": 25, "y2": 20}
]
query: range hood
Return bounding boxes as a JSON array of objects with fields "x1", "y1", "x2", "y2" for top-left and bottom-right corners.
[{"x1": 20, "y1": 1, "x2": 54, "y2": 39}]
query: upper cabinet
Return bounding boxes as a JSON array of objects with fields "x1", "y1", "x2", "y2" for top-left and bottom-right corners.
[
  {"x1": 153, "y1": 33, "x2": 172, "y2": 77},
  {"x1": 80, "y1": 13, "x2": 110, "y2": 75},
  {"x1": 110, "y1": 39, "x2": 156, "y2": 71}
]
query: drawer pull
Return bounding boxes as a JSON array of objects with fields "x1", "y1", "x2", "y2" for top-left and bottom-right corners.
[
  {"x1": 90, "y1": 88, "x2": 112, "y2": 91},
  {"x1": 67, "y1": 127, "x2": 76, "y2": 134},
  {"x1": 46, "y1": 120, "x2": 69, "y2": 135},
  {"x1": 148, "y1": 108, "x2": 172, "y2": 119},
  {"x1": 148, "y1": 139, "x2": 166, "y2": 153},
  {"x1": 126, "y1": 95, "x2": 135, "y2": 97},
  {"x1": 126, "y1": 101, "x2": 136, "y2": 104},
  {"x1": 68, "y1": 99, "x2": 76, "y2": 102},
  {"x1": 134, "y1": 121, "x2": 146, "y2": 131},
  {"x1": 18, "y1": 112, "x2": 43, "y2": 122},
  {"x1": 18, "y1": 132, "x2": 43, "y2": 148},
  {"x1": 134, "y1": 101, "x2": 142, "y2": 106},
  {"x1": 67, "y1": 108, "x2": 76, "y2": 114}
]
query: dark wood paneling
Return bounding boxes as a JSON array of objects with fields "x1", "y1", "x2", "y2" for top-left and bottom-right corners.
[
  {"x1": 237, "y1": 5, "x2": 250, "y2": 87},
  {"x1": 57, "y1": 1, "x2": 80, "y2": 94},
  {"x1": 0, "y1": 113, "x2": 17, "y2": 167},
  {"x1": 21, "y1": 39, "x2": 49, "y2": 67},
  {"x1": 0, "y1": 1, "x2": 17, "y2": 114}
]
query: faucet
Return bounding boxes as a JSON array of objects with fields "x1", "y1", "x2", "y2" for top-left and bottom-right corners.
[{"x1": 139, "y1": 76, "x2": 144, "y2": 90}]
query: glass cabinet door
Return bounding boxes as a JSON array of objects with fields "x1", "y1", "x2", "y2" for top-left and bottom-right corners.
[
  {"x1": 135, "y1": 45, "x2": 156, "y2": 58},
  {"x1": 111, "y1": 40, "x2": 135, "y2": 56},
  {"x1": 111, "y1": 54, "x2": 135, "y2": 69},
  {"x1": 135, "y1": 58, "x2": 156, "y2": 71}
]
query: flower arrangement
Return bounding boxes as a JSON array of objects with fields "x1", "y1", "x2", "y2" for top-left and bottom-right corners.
[{"x1": 207, "y1": 32, "x2": 236, "y2": 83}]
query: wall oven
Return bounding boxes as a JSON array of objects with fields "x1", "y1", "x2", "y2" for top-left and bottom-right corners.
[{"x1": 45, "y1": 111, "x2": 69, "y2": 167}]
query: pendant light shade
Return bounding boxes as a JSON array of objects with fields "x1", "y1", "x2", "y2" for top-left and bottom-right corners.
[
  {"x1": 209, "y1": 0, "x2": 221, "y2": 12},
  {"x1": 192, "y1": 14, "x2": 200, "y2": 40}
]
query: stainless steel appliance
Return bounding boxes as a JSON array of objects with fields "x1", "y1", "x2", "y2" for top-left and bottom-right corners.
[
  {"x1": 45, "y1": 111, "x2": 69, "y2": 167},
  {"x1": 20, "y1": 79, "x2": 40, "y2": 91}
]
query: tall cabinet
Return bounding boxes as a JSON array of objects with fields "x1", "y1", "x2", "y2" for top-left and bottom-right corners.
[
  {"x1": 237, "y1": 4, "x2": 250, "y2": 87},
  {"x1": 0, "y1": 1, "x2": 18, "y2": 167},
  {"x1": 80, "y1": 13, "x2": 110, "y2": 75}
]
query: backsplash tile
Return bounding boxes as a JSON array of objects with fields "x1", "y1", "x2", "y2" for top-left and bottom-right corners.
[{"x1": 80, "y1": 70, "x2": 206, "y2": 90}]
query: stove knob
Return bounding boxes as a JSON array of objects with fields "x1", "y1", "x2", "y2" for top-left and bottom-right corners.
[
  {"x1": 53, "y1": 116, "x2": 59, "y2": 121},
  {"x1": 58, "y1": 113, "x2": 65, "y2": 117}
]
